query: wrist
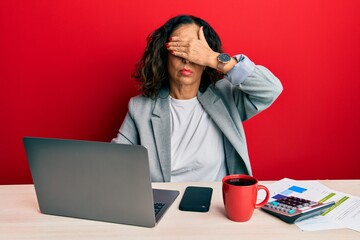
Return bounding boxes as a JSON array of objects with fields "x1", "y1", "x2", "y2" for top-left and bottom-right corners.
[
  {"x1": 216, "y1": 53, "x2": 236, "y2": 74},
  {"x1": 207, "y1": 52, "x2": 220, "y2": 70}
]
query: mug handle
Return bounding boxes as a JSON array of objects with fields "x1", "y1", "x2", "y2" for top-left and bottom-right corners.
[{"x1": 255, "y1": 185, "x2": 270, "y2": 208}]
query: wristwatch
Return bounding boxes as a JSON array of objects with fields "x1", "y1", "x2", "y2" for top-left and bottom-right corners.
[{"x1": 217, "y1": 53, "x2": 231, "y2": 72}]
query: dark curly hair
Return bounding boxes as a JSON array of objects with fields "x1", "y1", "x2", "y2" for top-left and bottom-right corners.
[{"x1": 132, "y1": 15, "x2": 224, "y2": 98}]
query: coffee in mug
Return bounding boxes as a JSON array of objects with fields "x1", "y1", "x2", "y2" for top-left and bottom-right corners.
[
  {"x1": 225, "y1": 178, "x2": 256, "y2": 186},
  {"x1": 222, "y1": 174, "x2": 270, "y2": 222}
]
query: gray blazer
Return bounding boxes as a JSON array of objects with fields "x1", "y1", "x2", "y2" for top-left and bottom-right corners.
[{"x1": 112, "y1": 59, "x2": 282, "y2": 182}]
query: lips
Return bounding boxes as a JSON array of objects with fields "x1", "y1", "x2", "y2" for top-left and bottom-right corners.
[{"x1": 180, "y1": 68, "x2": 193, "y2": 76}]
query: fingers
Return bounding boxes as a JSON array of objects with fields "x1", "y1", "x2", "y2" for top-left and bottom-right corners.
[
  {"x1": 198, "y1": 26, "x2": 206, "y2": 42},
  {"x1": 165, "y1": 41, "x2": 188, "y2": 58},
  {"x1": 166, "y1": 46, "x2": 189, "y2": 59},
  {"x1": 166, "y1": 40, "x2": 190, "y2": 49},
  {"x1": 165, "y1": 28, "x2": 211, "y2": 66},
  {"x1": 169, "y1": 50, "x2": 188, "y2": 59},
  {"x1": 165, "y1": 40, "x2": 191, "y2": 57}
]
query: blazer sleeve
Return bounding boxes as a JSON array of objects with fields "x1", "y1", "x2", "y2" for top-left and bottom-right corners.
[{"x1": 226, "y1": 54, "x2": 283, "y2": 121}]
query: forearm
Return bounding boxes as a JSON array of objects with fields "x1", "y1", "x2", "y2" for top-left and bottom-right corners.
[{"x1": 225, "y1": 54, "x2": 256, "y2": 83}]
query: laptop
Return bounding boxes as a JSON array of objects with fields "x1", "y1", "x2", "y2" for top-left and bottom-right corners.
[{"x1": 23, "y1": 137, "x2": 179, "y2": 228}]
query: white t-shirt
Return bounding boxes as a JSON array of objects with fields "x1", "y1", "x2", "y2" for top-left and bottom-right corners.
[{"x1": 169, "y1": 96, "x2": 226, "y2": 182}]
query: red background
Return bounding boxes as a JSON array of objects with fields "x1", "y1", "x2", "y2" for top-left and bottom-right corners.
[{"x1": 1, "y1": 0, "x2": 359, "y2": 184}]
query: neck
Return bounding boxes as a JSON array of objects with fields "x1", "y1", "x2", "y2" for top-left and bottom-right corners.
[{"x1": 169, "y1": 83, "x2": 199, "y2": 100}]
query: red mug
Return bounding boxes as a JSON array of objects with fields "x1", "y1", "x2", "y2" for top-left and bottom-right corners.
[{"x1": 222, "y1": 174, "x2": 270, "y2": 222}]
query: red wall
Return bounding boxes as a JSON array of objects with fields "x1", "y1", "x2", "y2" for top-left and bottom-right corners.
[{"x1": 1, "y1": 1, "x2": 359, "y2": 184}]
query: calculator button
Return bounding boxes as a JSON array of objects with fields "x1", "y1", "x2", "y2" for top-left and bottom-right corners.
[
  {"x1": 288, "y1": 209, "x2": 296, "y2": 215},
  {"x1": 269, "y1": 201, "x2": 280, "y2": 206},
  {"x1": 276, "y1": 207, "x2": 283, "y2": 211}
]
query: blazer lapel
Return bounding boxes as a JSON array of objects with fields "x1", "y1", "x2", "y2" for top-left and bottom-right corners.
[
  {"x1": 198, "y1": 88, "x2": 244, "y2": 152},
  {"x1": 151, "y1": 91, "x2": 171, "y2": 182}
]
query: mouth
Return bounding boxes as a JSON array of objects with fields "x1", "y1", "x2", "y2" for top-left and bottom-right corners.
[{"x1": 180, "y1": 68, "x2": 193, "y2": 76}]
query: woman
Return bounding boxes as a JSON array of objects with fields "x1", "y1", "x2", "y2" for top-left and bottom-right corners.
[{"x1": 112, "y1": 15, "x2": 283, "y2": 182}]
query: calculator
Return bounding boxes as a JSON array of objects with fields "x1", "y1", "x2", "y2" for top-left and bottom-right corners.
[{"x1": 261, "y1": 196, "x2": 335, "y2": 223}]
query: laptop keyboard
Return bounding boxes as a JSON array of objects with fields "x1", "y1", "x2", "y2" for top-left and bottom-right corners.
[{"x1": 154, "y1": 202, "x2": 165, "y2": 216}]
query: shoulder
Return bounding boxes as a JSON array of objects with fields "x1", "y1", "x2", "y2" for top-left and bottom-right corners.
[
  {"x1": 126, "y1": 94, "x2": 160, "y2": 117},
  {"x1": 130, "y1": 94, "x2": 153, "y2": 104},
  {"x1": 128, "y1": 94, "x2": 155, "y2": 108}
]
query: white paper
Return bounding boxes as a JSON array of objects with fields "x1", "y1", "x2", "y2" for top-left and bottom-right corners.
[{"x1": 261, "y1": 178, "x2": 360, "y2": 232}]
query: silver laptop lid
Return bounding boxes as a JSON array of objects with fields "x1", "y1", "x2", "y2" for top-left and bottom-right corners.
[{"x1": 23, "y1": 137, "x2": 172, "y2": 227}]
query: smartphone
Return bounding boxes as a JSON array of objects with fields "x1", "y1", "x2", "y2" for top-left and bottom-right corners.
[{"x1": 179, "y1": 186, "x2": 213, "y2": 212}]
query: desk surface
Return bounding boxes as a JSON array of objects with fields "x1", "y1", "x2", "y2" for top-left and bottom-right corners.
[{"x1": 0, "y1": 180, "x2": 359, "y2": 240}]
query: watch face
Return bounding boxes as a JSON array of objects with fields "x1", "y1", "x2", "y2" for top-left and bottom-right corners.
[{"x1": 218, "y1": 53, "x2": 231, "y2": 63}]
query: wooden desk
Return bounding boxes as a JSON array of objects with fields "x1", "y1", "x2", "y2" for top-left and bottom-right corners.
[{"x1": 0, "y1": 180, "x2": 359, "y2": 239}]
